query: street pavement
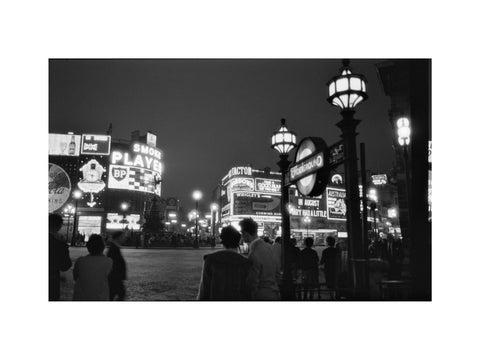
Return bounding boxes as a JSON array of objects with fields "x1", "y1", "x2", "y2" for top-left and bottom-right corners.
[{"x1": 60, "y1": 246, "x2": 328, "y2": 301}]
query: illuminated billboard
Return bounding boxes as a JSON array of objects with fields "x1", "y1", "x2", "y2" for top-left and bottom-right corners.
[
  {"x1": 81, "y1": 134, "x2": 111, "y2": 155},
  {"x1": 326, "y1": 187, "x2": 347, "y2": 221},
  {"x1": 108, "y1": 142, "x2": 162, "y2": 196},
  {"x1": 108, "y1": 165, "x2": 161, "y2": 195},
  {"x1": 77, "y1": 216, "x2": 102, "y2": 241},
  {"x1": 49, "y1": 134, "x2": 81, "y2": 156},
  {"x1": 233, "y1": 192, "x2": 281, "y2": 217},
  {"x1": 49, "y1": 163, "x2": 72, "y2": 212},
  {"x1": 106, "y1": 213, "x2": 141, "y2": 230},
  {"x1": 77, "y1": 155, "x2": 109, "y2": 208},
  {"x1": 371, "y1": 174, "x2": 387, "y2": 186},
  {"x1": 255, "y1": 178, "x2": 281, "y2": 194}
]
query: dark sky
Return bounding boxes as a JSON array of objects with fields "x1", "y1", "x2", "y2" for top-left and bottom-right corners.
[{"x1": 49, "y1": 59, "x2": 393, "y2": 209}]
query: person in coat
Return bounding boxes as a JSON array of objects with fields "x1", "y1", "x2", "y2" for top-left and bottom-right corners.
[
  {"x1": 298, "y1": 237, "x2": 319, "y2": 300},
  {"x1": 240, "y1": 218, "x2": 281, "y2": 300},
  {"x1": 73, "y1": 234, "x2": 112, "y2": 301},
  {"x1": 107, "y1": 231, "x2": 127, "y2": 300},
  {"x1": 197, "y1": 226, "x2": 251, "y2": 300},
  {"x1": 49, "y1": 213, "x2": 72, "y2": 301},
  {"x1": 320, "y1": 236, "x2": 340, "y2": 290}
]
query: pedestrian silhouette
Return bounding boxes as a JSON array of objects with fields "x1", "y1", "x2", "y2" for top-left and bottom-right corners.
[
  {"x1": 197, "y1": 226, "x2": 251, "y2": 300},
  {"x1": 240, "y1": 218, "x2": 281, "y2": 300},
  {"x1": 107, "y1": 231, "x2": 127, "y2": 300},
  {"x1": 298, "y1": 237, "x2": 319, "y2": 300},
  {"x1": 49, "y1": 213, "x2": 72, "y2": 301},
  {"x1": 320, "y1": 236, "x2": 340, "y2": 290},
  {"x1": 73, "y1": 234, "x2": 112, "y2": 301}
]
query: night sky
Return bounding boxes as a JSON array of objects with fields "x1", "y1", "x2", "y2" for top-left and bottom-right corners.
[{"x1": 49, "y1": 59, "x2": 393, "y2": 210}]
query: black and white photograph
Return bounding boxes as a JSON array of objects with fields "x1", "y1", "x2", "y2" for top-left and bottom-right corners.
[
  {"x1": 2, "y1": 1, "x2": 479, "y2": 360},
  {"x1": 48, "y1": 58, "x2": 431, "y2": 302}
]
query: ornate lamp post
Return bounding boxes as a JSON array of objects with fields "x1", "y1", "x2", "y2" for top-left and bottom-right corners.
[
  {"x1": 192, "y1": 190, "x2": 202, "y2": 248},
  {"x1": 271, "y1": 118, "x2": 297, "y2": 299},
  {"x1": 397, "y1": 117, "x2": 412, "y2": 209},
  {"x1": 327, "y1": 59, "x2": 368, "y2": 296}
]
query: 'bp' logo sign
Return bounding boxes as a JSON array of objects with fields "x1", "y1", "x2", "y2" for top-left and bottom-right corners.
[{"x1": 112, "y1": 167, "x2": 128, "y2": 181}]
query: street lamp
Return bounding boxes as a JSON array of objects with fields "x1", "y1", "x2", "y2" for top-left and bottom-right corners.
[
  {"x1": 327, "y1": 59, "x2": 368, "y2": 296},
  {"x1": 62, "y1": 204, "x2": 75, "y2": 244},
  {"x1": 397, "y1": 116, "x2": 412, "y2": 213},
  {"x1": 192, "y1": 190, "x2": 202, "y2": 248},
  {"x1": 303, "y1": 216, "x2": 311, "y2": 237},
  {"x1": 120, "y1": 202, "x2": 129, "y2": 229},
  {"x1": 72, "y1": 189, "x2": 83, "y2": 246},
  {"x1": 210, "y1": 203, "x2": 219, "y2": 237},
  {"x1": 271, "y1": 118, "x2": 297, "y2": 299}
]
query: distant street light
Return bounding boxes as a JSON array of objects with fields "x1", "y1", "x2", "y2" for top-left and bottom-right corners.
[
  {"x1": 303, "y1": 216, "x2": 311, "y2": 237},
  {"x1": 72, "y1": 189, "x2": 83, "y2": 246},
  {"x1": 210, "y1": 203, "x2": 219, "y2": 237},
  {"x1": 192, "y1": 190, "x2": 203, "y2": 248},
  {"x1": 63, "y1": 204, "x2": 75, "y2": 244},
  {"x1": 271, "y1": 118, "x2": 297, "y2": 300},
  {"x1": 120, "y1": 202, "x2": 129, "y2": 229},
  {"x1": 397, "y1": 116, "x2": 412, "y2": 248}
]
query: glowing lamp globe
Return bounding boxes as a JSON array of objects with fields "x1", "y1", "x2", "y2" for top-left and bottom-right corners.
[
  {"x1": 271, "y1": 118, "x2": 297, "y2": 155},
  {"x1": 397, "y1": 117, "x2": 411, "y2": 146},
  {"x1": 327, "y1": 60, "x2": 368, "y2": 110}
]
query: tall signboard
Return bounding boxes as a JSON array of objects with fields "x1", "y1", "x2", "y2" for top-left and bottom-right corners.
[{"x1": 108, "y1": 142, "x2": 162, "y2": 196}]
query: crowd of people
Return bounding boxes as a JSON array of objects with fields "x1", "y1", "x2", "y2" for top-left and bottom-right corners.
[
  {"x1": 197, "y1": 218, "x2": 341, "y2": 300},
  {"x1": 50, "y1": 212, "x2": 402, "y2": 301},
  {"x1": 49, "y1": 214, "x2": 127, "y2": 301}
]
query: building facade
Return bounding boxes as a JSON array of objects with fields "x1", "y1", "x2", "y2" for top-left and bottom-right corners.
[{"x1": 48, "y1": 131, "x2": 164, "y2": 241}]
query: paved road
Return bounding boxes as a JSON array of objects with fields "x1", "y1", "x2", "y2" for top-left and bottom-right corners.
[
  {"x1": 60, "y1": 247, "x2": 212, "y2": 301},
  {"x1": 59, "y1": 246, "x2": 328, "y2": 301}
]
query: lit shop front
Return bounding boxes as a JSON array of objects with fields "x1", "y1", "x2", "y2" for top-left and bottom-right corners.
[{"x1": 48, "y1": 131, "x2": 163, "y2": 241}]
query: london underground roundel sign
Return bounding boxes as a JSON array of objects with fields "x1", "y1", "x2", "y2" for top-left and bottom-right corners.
[{"x1": 289, "y1": 137, "x2": 330, "y2": 197}]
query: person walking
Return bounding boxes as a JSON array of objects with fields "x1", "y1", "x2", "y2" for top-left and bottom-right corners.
[
  {"x1": 49, "y1": 213, "x2": 72, "y2": 301},
  {"x1": 298, "y1": 237, "x2": 319, "y2": 300},
  {"x1": 73, "y1": 234, "x2": 112, "y2": 301},
  {"x1": 197, "y1": 226, "x2": 251, "y2": 300},
  {"x1": 107, "y1": 231, "x2": 127, "y2": 300},
  {"x1": 240, "y1": 218, "x2": 280, "y2": 300},
  {"x1": 320, "y1": 236, "x2": 340, "y2": 290},
  {"x1": 272, "y1": 237, "x2": 282, "y2": 271}
]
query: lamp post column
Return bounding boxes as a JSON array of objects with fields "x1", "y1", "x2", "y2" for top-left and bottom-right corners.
[
  {"x1": 278, "y1": 154, "x2": 294, "y2": 300},
  {"x1": 195, "y1": 201, "x2": 199, "y2": 248},
  {"x1": 336, "y1": 109, "x2": 367, "y2": 297}
]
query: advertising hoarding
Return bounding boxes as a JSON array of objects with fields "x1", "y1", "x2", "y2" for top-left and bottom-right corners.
[
  {"x1": 233, "y1": 192, "x2": 281, "y2": 217},
  {"x1": 106, "y1": 213, "x2": 141, "y2": 230},
  {"x1": 49, "y1": 134, "x2": 81, "y2": 156},
  {"x1": 48, "y1": 163, "x2": 72, "y2": 212},
  {"x1": 371, "y1": 174, "x2": 387, "y2": 185},
  {"x1": 81, "y1": 134, "x2": 111, "y2": 155},
  {"x1": 230, "y1": 177, "x2": 254, "y2": 192},
  {"x1": 254, "y1": 178, "x2": 281, "y2": 194},
  {"x1": 77, "y1": 155, "x2": 108, "y2": 208},
  {"x1": 108, "y1": 142, "x2": 162, "y2": 196},
  {"x1": 147, "y1": 132, "x2": 157, "y2": 147},
  {"x1": 77, "y1": 216, "x2": 102, "y2": 241},
  {"x1": 326, "y1": 187, "x2": 347, "y2": 221},
  {"x1": 108, "y1": 164, "x2": 161, "y2": 195}
]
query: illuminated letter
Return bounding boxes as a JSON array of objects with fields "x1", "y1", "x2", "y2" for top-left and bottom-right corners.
[
  {"x1": 133, "y1": 155, "x2": 144, "y2": 168},
  {"x1": 111, "y1": 151, "x2": 122, "y2": 164},
  {"x1": 133, "y1": 143, "x2": 140, "y2": 153}
]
